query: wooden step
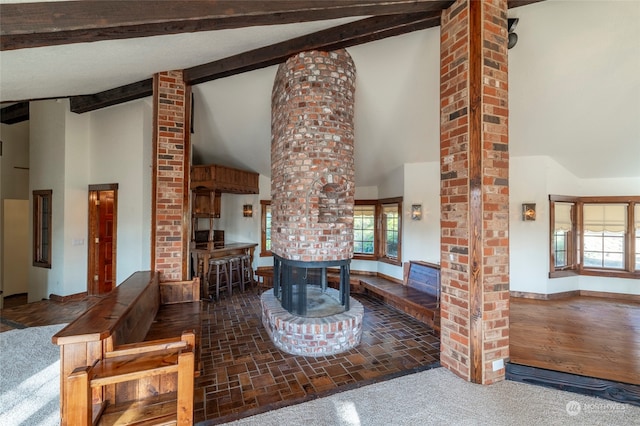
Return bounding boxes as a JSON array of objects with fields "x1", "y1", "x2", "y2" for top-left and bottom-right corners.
[
  {"x1": 97, "y1": 393, "x2": 178, "y2": 426},
  {"x1": 91, "y1": 348, "x2": 184, "y2": 388}
]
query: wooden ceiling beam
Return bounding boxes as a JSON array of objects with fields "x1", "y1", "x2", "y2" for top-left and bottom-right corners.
[
  {"x1": 185, "y1": 12, "x2": 441, "y2": 85},
  {"x1": 70, "y1": 12, "x2": 440, "y2": 113},
  {"x1": 0, "y1": 102, "x2": 29, "y2": 124},
  {"x1": 0, "y1": 0, "x2": 454, "y2": 51},
  {"x1": 69, "y1": 79, "x2": 153, "y2": 115}
]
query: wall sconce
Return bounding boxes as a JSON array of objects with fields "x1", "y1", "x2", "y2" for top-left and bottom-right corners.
[
  {"x1": 508, "y1": 18, "x2": 519, "y2": 49},
  {"x1": 411, "y1": 204, "x2": 423, "y2": 221},
  {"x1": 243, "y1": 204, "x2": 253, "y2": 217},
  {"x1": 522, "y1": 203, "x2": 536, "y2": 221}
]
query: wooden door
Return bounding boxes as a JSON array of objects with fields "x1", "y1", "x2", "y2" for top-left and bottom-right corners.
[{"x1": 88, "y1": 184, "x2": 118, "y2": 295}]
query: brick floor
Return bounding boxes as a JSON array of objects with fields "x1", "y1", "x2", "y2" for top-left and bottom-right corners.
[
  {"x1": 0, "y1": 288, "x2": 440, "y2": 425},
  {"x1": 196, "y1": 289, "x2": 440, "y2": 424}
]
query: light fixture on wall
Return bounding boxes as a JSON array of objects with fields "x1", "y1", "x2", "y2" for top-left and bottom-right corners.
[
  {"x1": 411, "y1": 204, "x2": 423, "y2": 221},
  {"x1": 243, "y1": 204, "x2": 253, "y2": 217},
  {"x1": 508, "y1": 18, "x2": 519, "y2": 49},
  {"x1": 522, "y1": 203, "x2": 536, "y2": 221}
]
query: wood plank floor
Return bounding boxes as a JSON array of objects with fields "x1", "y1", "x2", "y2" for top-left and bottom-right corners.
[{"x1": 510, "y1": 295, "x2": 640, "y2": 385}]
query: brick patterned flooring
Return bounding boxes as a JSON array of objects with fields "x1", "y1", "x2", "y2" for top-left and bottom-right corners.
[
  {"x1": 195, "y1": 290, "x2": 440, "y2": 424},
  {"x1": 0, "y1": 289, "x2": 440, "y2": 425}
]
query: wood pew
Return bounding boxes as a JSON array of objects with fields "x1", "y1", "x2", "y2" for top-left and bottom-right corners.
[
  {"x1": 359, "y1": 261, "x2": 441, "y2": 331},
  {"x1": 52, "y1": 271, "x2": 201, "y2": 425}
]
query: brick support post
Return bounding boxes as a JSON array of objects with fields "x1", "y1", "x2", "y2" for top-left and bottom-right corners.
[
  {"x1": 439, "y1": 0, "x2": 510, "y2": 384},
  {"x1": 152, "y1": 71, "x2": 191, "y2": 281}
]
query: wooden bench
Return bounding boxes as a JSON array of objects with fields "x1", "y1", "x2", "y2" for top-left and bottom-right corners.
[
  {"x1": 358, "y1": 261, "x2": 441, "y2": 332},
  {"x1": 52, "y1": 271, "x2": 201, "y2": 426}
]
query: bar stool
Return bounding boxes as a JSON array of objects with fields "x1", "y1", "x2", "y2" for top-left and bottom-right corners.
[
  {"x1": 227, "y1": 255, "x2": 244, "y2": 293},
  {"x1": 207, "y1": 257, "x2": 231, "y2": 300},
  {"x1": 239, "y1": 254, "x2": 253, "y2": 290}
]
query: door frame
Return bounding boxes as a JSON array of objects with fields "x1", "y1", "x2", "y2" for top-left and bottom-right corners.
[{"x1": 88, "y1": 183, "x2": 118, "y2": 295}]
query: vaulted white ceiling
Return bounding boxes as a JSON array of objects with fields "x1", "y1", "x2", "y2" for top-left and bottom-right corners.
[{"x1": 1, "y1": 0, "x2": 639, "y2": 185}]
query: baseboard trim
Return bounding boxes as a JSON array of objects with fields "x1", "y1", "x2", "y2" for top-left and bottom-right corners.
[
  {"x1": 510, "y1": 290, "x2": 578, "y2": 300},
  {"x1": 510, "y1": 290, "x2": 640, "y2": 302},
  {"x1": 49, "y1": 291, "x2": 88, "y2": 302}
]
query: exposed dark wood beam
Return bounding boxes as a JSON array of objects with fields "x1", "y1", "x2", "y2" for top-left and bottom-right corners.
[
  {"x1": 70, "y1": 12, "x2": 442, "y2": 114},
  {"x1": 185, "y1": 12, "x2": 442, "y2": 85},
  {"x1": 507, "y1": 0, "x2": 546, "y2": 8},
  {"x1": 0, "y1": 102, "x2": 29, "y2": 124},
  {"x1": 69, "y1": 79, "x2": 153, "y2": 115},
  {"x1": 61, "y1": 0, "x2": 541, "y2": 114},
  {"x1": 0, "y1": 0, "x2": 454, "y2": 51}
]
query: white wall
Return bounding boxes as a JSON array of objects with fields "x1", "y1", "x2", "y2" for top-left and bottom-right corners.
[
  {"x1": 63, "y1": 105, "x2": 90, "y2": 295},
  {"x1": 508, "y1": 0, "x2": 640, "y2": 296},
  {"x1": 29, "y1": 100, "x2": 67, "y2": 301},
  {"x1": 89, "y1": 100, "x2": 153, "y2": 284},
  {"x1": 510, "y1": 156, "x2": 640, "y2": 296},
  {"x1": 403, "y1": 162, "x2": 440, "y2": 266}
]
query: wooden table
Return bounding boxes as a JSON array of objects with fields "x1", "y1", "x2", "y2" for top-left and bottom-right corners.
[{"x1": 191, "y1": 242, "x2": 258, "y2": 289}]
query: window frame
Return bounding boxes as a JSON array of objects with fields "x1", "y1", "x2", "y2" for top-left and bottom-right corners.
[
  {"x1": 353, "y1": 200, "x2": 378, "y2": 261},
  {"x1": 549, "y1": 194, "x2": 639, "y2": 279},
  {"x1": 259, "y1": 197, "x2": 403, "y2": 265},
  {"x1": 260, "y1": 200, "x2": 272, "y2": 257},
  {"x1": 353, "y1": 197, "x2": 403, "y2": 266},
  {"x1": 33, "y1": 189, "x2": 53, "y2": 268}
]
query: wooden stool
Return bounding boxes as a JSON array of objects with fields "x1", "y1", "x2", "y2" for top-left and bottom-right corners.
[
  {"x1": 208, "y1": 257, "x2": 230, "y2": 300},
  {"x1": 239, "y1": 254, "x2": 253, "y2": 290},
  {"x1": 227, "y1": 256, "x2": 244, "y2": 293}
]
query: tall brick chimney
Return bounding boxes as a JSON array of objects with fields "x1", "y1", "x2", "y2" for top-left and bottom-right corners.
[
  {"x1": 271, "y1": 49, "x2": 356, "y2": 263},
  {"x1": 261, "y1": 49, "x2": 363, "y2": 356},
  {"x1": 270, "y1": 49, "x2": 356, "y2": 317}
]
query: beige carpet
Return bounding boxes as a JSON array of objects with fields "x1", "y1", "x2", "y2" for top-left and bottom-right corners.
[
  {"x1": 221, "y1": 368, "x2": 640, "y2": 426},
  {"x1": 2, "y1": 324, "x2": 639, "y2": 426},
  {"x1": 0, "y1": 323, "x2": 66, "y2": 426}
]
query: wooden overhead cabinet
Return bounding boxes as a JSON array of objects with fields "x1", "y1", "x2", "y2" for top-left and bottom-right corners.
[
  {"x1": 191, "y1": 164, "x2": 259, "y2": 194},
  {"x1": 192, "y1": 190, "x2": 221, "y2": 218}
]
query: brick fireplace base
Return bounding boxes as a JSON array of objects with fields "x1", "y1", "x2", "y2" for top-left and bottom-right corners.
[{"x1": 260, "y1": 288, "x2": 363, "y2": 357}]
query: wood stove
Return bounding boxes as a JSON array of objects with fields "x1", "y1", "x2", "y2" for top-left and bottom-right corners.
[{"x1": 273, "y1": 255, "x2": 350, "y2": 317}]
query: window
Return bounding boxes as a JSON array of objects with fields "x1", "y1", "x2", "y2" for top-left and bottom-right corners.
[
  {"x1": 33, "y1": 189, "x2": 52, "y2": 268},
  {"x1": 260, "y1": 200, "x2": 272, "y2": 257},
  {"x1": 551, "y1": 201, "x2": 575, "y2": 270},
  {"x1": 636, "y1": 205, "x2": 640, "y2": 271},
  {"x1": 260, "y1": 197, "x2": 403, "y2": 264},
  {"x1": 354, "y1": 197, "x2": 402, "y2": 265},
  {"x1": 549, "y1": 195, "x2": 639, "y2": 278},
  {"x1": 353, "y1": 204, "x2": 375, "y2": 257},
  {"x1": 382, "y1": 202, "x2": 400, "y2": 260}
]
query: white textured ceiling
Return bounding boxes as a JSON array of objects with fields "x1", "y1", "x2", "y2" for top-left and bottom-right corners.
[{"x1": 1, "y1": 0, "x2": 639, "y2": 185}]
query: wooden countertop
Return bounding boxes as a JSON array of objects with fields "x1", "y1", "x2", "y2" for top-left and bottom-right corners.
[{"x1": 190, "y1": 242, "x2": 257, "y2": 253}]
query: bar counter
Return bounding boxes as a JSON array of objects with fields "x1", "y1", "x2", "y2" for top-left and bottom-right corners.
[{"x1": 191, "y1": 242, "x2": 258, "y2": 287}]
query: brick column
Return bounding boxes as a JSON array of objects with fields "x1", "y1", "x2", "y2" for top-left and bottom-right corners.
[
  {"x1": 152, "y1": 71, "x2": 191, "y2": 281},
  {"x1": 439, "y1": 0, "x2": 510, "y2": 384}
]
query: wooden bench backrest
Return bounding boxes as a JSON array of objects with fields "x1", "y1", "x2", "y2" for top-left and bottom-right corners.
[{"x1": 404, "y1": 261, "x2": 441, "y2": 301}]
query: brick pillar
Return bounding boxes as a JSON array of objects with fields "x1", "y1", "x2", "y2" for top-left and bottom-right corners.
[
  {"x1": 439, "y1": 0, "x2": 510, "y2": 384},
  {"x1": 152, "y1": 71, "x2": 191, "y2": 281}
]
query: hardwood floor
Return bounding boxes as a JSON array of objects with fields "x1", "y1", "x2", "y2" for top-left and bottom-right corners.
[{"x1": 510, "y1": 296, "x2": 640, "y2": 385}]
